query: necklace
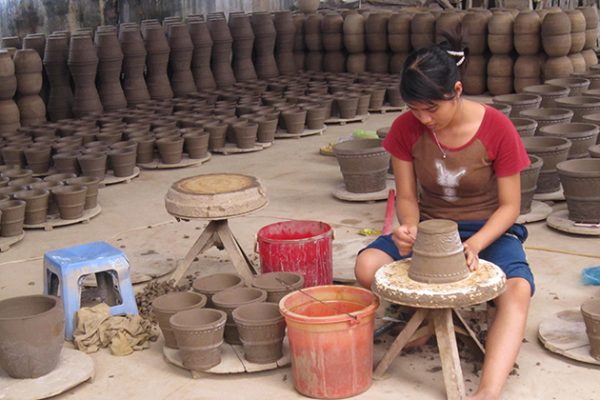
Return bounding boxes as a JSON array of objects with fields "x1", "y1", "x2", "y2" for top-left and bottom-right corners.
[{"x1": 431, "y1": 130, "x2": 448, "y2": 159}]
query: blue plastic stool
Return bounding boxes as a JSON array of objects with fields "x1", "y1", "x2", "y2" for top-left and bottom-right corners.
[{"x1": 43, "y1": 241, "x2": 139, "y2": 339}]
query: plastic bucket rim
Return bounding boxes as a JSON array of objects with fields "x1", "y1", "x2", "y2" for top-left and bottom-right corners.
[{"x1": 257, "y1": 220, "x2": 333, "y2": 244}]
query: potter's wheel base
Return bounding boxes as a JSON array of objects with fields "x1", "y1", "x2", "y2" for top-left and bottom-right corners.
[
  {"x1": 546, "y1": 209, "x2": 600, "y2": 236},
  {"x1": 332, "y1": 180, "x2": 394, "y2": 202},
  {"x1": 516, "y1": 200, "x2": 553, "y2": 224},
  {"x1": 23, "y1": 205, "x2": 102, "y2": 231},
  {"x1": 101, "y1": 167, "x2": 141, "y2": 186}
]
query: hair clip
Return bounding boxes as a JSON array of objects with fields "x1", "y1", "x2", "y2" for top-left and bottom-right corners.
[{"x1": 446, "y1": 50, "x2": 465, "y2": 57}]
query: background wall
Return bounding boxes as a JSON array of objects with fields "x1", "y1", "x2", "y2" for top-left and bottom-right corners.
[{"x1": 0, "y1": 0, "x2": 295, "y2": 37}]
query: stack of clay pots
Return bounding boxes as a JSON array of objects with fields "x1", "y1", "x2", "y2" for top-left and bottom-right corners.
[
  {"x1": 333, "y1": 138, "x2": 390, "y2": 193},
  {"x1": 0, "y1": 50, "x2": 20, "y2": 134},
  {"x1": 462, "y1": 9, "x2": 490, "y2": 95},
  {"x1": 44, "y1": 34, "x2": 73, "y2": 121},
  {"x1": 95, "y1": 27, "x2": 127, "y2": 112},
  {"x1": 252, "y1": 12, "x2": 279, "y2": 79},
  {"x1": 14, "y1": 49, "x2": 45, "y2": 127},
  {"x1": 292, "y1": 14, "x2": 306, "y2": 71},
  {"x1": 365, "y1": 13, "x2": 389, "y2": 74},
  {"x1": 566, "y1": 9, "x2": 587, "y2": 74},
  {"x1": 579, "y1": 6, "x2": 599, "y2": 67},
  {"x1": 68, "y1": 34, "x2": 103, "y2": 117},
  {"x1": 411, "y1": 11, "x2": 435, "y2": 51},
  {"x1": 166, "y1": 23, "x2": 195, "y2": 97},
  {"x1": 304, "y1": 13, "x2": 323, "y2": 71},
  {"x1": 23, "y1": 33, "x2": 47, "y2": 104},
  {"x1": 344, "y1": 13, "x2": 366, "y2": 73},
  {"x1": 119, "y1": 25, "x2": 150, "y2": 106},
  {"x1": 539, "y1": 122, "x2": 599, "y2": 160},
  {"x1": 188, "y1": 20, "x2": 216, "y2": 91},
  {"x1": 230, "y1": 13, "x2": 257, "y2": 82},
  {"x1": 142, "y1": 22, "x2": 174, "y2": 100},
  {"x1": 388, "y1": 11, "x2": 412, "y2": 74},
  {"x1": 488, "y1": 10, "x2": 514, "y2": 95},
  {"x1": 274, "y1": 11, "x2": 296, "y2": 76},
  {"x1": 542, "y1": 8, "x2": 573, "y2": 80},
  {"x1": 513, "y1": 10, "x2": 543, "y2": 93},
  {"x1": 208, "y1": 16, "x2": 236, "y2": 88},
  {"x1": 321, "y1": 12, "x2": 345, "y2": 73}
]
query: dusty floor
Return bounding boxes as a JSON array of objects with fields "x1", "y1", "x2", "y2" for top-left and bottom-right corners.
[{"x1": 1, "y1": 107, "x2": 599, "y2": 400}]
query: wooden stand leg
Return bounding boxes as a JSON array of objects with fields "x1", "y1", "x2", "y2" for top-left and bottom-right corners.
[
  {"x1": 453, "y1": 309, "x2": 486, "y2": 356},
  {"x1": 374, "y1": 308, "x2": 428, "y2": 379},
  {"x1": 170, "y1": 221, "x2": 218, "y2": 284},
  {"x1": 432, "y1": 309, "x2": 466, "y2": 400},
  {"x1": 216, "y1": 220, "x2": 256, "y2": 285}
]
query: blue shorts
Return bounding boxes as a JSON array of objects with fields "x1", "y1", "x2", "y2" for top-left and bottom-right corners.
[{"x1": 363, "y1": 220, "x2": 535, "y2": 296}]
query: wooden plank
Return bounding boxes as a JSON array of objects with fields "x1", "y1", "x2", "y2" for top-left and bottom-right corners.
[{"x1": 432, "y1": 309, "x2": 466, "y2": 400}]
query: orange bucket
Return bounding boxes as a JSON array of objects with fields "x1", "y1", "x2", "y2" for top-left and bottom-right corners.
[{"x1": 279, "y1": 285, "x2": 379, "y2": 399}]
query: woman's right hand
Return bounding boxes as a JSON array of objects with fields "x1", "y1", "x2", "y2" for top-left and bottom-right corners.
[{"x1": 392, "y1": 225, "x2": 418, "y2": 256}]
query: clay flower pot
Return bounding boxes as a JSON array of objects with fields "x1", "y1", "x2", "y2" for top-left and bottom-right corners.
[
  {"x1": 539, "y1": 123, "x2": 599, "y2": 159},
  {"x1": 51, "y1": 184, "x2": 87, "y2": 219},
  {"x1": 520, "y1": 155, "x2": 543, "y2": 214},
  {"x1": 333, "y1": 139, "x2": 390, "y2": 193},
  {"x1": 78, "y1": 153, "x2": 107, "y2": 180},
  {"x1": 232, "y1": 302, "x2": 286, "y2": 364},
  {"x1": 557, "y1": 158, "x2": 600, "y2": 224},
  {"x1": 581, "y1": 298, "x2": 600, "y2": 360},
  {"x1": 510, "y1": 117, "x2": 538, "y2": 137},
  {"x1": 252, "y1": 116, "x2": 278, "y2": 144},
  {"x1": 8, "y1": 176, "x2": 41, "y2": 188},
  {"x1": 212, "y1": 287, "x2": 268, "y2": 345},
  {"x1": 545, "y1": 78, "x2": 590, "y2": 97},
  {"x1": 203, "y1": 122, "x2": 228, "y2": 150},
  {"x1": 24, "y1": 146, "x2": 52, "y2": 174},
  {"x1": 44, "y1": 173, "x2": 77, "y2": 184},
  {"x1": 297, "y1": 0, "x2": 320, "y2": 13},
  {"x1": 2, "y1": 167, "x2": 32, "y2": 181},
  {"x1": 65, "y1": 176, "x2": 100, "y2": 210},
  {"x1": 554, "y1": 96, "x2": 600, "y2": 123},
  {"x1": 52, "y1": 152, "x2": 80, "y2": 175},
  {"x1": 492, "y1": 94, "x2": 542, "y2": 118},
  {"x1": 152, "y1": 291, "x2": 208, "y2": 349},
  {"x1": 0, "y1": 199, "x2": 26, "y2": 236},
  {"x1": 157, "y1": 137, "x2": 184, "y2": 164},
  {"x1": 522, "y1": 136, "x2": 572, "y2": 193},
  {"x1": 252, "y1": 272, "x2": 304, "y2": 304},
  {"x1": 0, "y1": 295, "x2": 64, "y2": 378},
  {"x1": 520, "y1": 107, "x2": 575, "y2": 135},
  {"x1": 108, "y1": 148, "x2": 137, "y2": 177},
  {"x1": 130, "y1": 135, "x2": 156, "y2": 164},
  {"x1": 170, "y1": 308, "x2": 227, "y2": 371},
  {"x1": 182, "y1": 130, "x2": 209, "y2": 159},
  {"x1": 13, "y1": 189, "x2": 49, "y2": 224},
  {"x1": 488, "y1": 102, "x2": 511, "y2": 117},
  {"x1": 192, "y1": 273, "x2": 245, "y2": 306},
  {"x1": 232, "y1": 122, "x2": 258, "y2": 149},
  {"x1": 409, "y1": 219, "x2": 469, "y2": 284},
  {"x1": 30, "y1": 181, "x2": 62, "y2": 216}
]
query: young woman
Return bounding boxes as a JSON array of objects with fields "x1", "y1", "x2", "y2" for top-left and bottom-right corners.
[{"x1": 355, "y1": 40, "x2": 534, "y2": 400}]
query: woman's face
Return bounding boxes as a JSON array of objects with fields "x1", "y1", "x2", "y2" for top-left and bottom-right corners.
[{"x1": 406, "y1": 81, "x2": 463, "y2": 132}]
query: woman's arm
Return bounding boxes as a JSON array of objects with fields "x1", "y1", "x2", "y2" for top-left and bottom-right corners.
[
  {"x1": 463, "y1": 173, "x2": 521, "y2": 269},
  {"x1": 391, "y1": 156, "x2": 420, "y2": 255}
]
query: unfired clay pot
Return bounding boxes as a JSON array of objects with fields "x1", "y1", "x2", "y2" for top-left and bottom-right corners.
[
  {"x1": 510, "y1": 117, "x2": 538, "y2": 137},
  {"x1": 13, "y1": 189, "x2": 49, "y2": 224},
  {"x1": 520, "y1": 108, "x2": 575, "y2": 135},
  {"x1": 192, "y1": 273, "x2": 245, "y2": 306},
  {"x1": 523, "y1": 84, "x2": 570, "y2": 108},
  {"x1": 554, "y1": 96, "x2": 600, "y2": 122},
  {"x1": 232, "y1": 302, "x2": 286, "y2": 364},
  {"x1": 520, "y1": 155, "x2": 543, "y2": 214},
  {"x1": 252, "y1": 272, "x2": 304, "y2": 304},
  {"x1": 409, "y1": 219, "x2": 469, "y2": 284},
  {"x1": 212, "y1": 287, "x2": 267, "y2": 345},
  {"x1": 152, "y1": 291, "x2": 208, "y2": 349},
  {"x1": 65, "y1": 176, "x2": 100, "y2": 210},
  {"x1": 0, "y1": 199, "x2": 25, "y2": 236},
  {"x1": 522, "y1": 136, "x2": 572, "y2": 193},
  {"x1": 557, "y1": 158, "x2": 600, "y2": 223},
  {"x1": 0, "y1": 295, "x2": 64, "y2": 378},
  {"x1": 169, "y1": 308, "x2": 226, "y2": 371},
  {"x1": 333, "y1": 139, "x2": 390, "y2": 193},
  {"x1": 539, "y1": 123, "x2": 599, "y2": 159},
  {"x1": 581, "y1": 298, "x2": 600, "y2": 360},
  {"x1": 492, "y1": 94, "x2": 542, "y2": 118},
  {"x1": 51, "y1": 184, "x2": 87, "y2": 219}
]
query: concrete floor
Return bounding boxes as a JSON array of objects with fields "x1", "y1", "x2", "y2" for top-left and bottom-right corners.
[{"x1": 1, "y1": 109, "x2": 599, "y2": 400}]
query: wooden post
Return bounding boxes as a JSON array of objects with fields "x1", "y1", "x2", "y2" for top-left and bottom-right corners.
[{"x1": 432, "y1": 309, "x2": 466, "y2": 400}]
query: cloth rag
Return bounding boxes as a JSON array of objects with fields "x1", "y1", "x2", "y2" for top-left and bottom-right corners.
[{"x1": 73, "y1": 304, "x2": 157, "y2": 356}]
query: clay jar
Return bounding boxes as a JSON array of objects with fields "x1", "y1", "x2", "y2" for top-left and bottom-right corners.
[
  {"x1": 557, "y1": 159, "x2": 600, "y2": 224},
  {"x1": 581, "y1": 298, "x2": 600, "y2": 360},
  {"x1": 252, "y1": 272, "x2": 304, "y2": 304},
  {"x1": 0, "y1": 199, "x2": 26, "y2": 236},
  {"x1": 0, "y1": 295, "x2": 65, "y2": 378},
  {"x1": 13, "y1": 189, "x2": 49, "y2": 224},
  {"x1": 152, "y1": 291, "x2": 208, "y2": 348},
  {"x1": 409, "y1": 219, "x2": 469, "y2": 284},
  {"x1": 522, "y1": 136, "x2": 572, "y2": 193},
  {"x1": 157, "y1": 136, "x2": 184, "y2": 164},
  {"x1": 539, "y1": 123, "x2": 599, "y2": 159},
  {"x1": 333, "y1": 139, "x2": 390, "y2": 193},
  {"x1": 51, "y1": 184, "x2": 88, "y2": 219},
  {"x1": 232, "y1": 302, "x2": 286, "y2": 364},
  {"x1": 170, "y1": 308, "x2": 227, "y2": 371},
  {"x1": 192, "y1": 272, "x2": 245, "y2": 306},
  {"x1": 66, "y1": 176, "x2": 100, "y2": 210},
  {"x1": 520, "y1": 155, "x2": 543, "y2": 214},
  {"x1": 212, "y1": 287, "x2": 267, "y2": 345}
]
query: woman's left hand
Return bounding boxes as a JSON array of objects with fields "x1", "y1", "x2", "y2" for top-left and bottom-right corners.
[{"x1": 463, "y1": 240, "x2": 480, "y2": 272}]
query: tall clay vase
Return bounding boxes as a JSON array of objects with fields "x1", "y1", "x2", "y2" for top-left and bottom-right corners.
[
  {"x1": 157, "y1": 137, "x2": 184, "y2": 164},
  {"x1": 581, "y1": 299, "x2": 600, "y2": 361},
  {"x1": 520, "y1": 155, "x2": 543, "y2": 214},
  {"x1": 333, "y1": 139, "x2": 390, "y2": 193},
  {"x1": 557, "y1": 159, "x2": 600, "y2": 224},
  {"x1": 252, "y1": 272, "x2": 304, "y2": 304},
  {"x1": 95, "y1": 31, "x2": 127, "y2": 112},
  {"x1": 51, "y1": 185, "x2": 87, "y2": 219},
  {"x1": 522, "y1": 136, "x2": 572, "y2": 193},
  {"x1": 0, "y1": 199, "x2": 26, "y2": 236},
  {"x1": 68, "y1": 35, "x2": 103, "y2": 117},
  {"x1": 119, "y1": 28, "x2": 150, "y2": 106},
  {"x1": 65, "y1": 176, "x2": 100, "y2": 210},
  {"x1": 208, "y1": 19, "x2": 236, "y2": 88},
  {"x1": 152, "y1": 292, "x2": 208, "y2": 349},
  {"x1": 189, "y1": 21, "x2": 217, "y2": 91},
  {"x1": 192, "y1": 272, "x2": 245, "y2": 307},
  {"x1": 13, "y1": 189, "x2": 49, "y2": 224},
  {"x1": 409, "y1": 219, "x2": 469, "y2": 283},
  {"x1": 143, "y1": 25, "x2": 173, "y2": 100},
  {"x1": 212, "y1": 287, "x2": 267, "y2": 345},
  {"x1": 232, "y1": 302, "x2": 286, "y2": 364},
  {"x1": 14, "y1": 49, "x2": 46, "y2": 127},
  {"x1": 167, "y1": 23, "x2": 196, "y2": 97},
  {"x1": 0, "y1": 295, "x2": 65, "y2": 379},
  {"x1": 170, "y1": 308, "x2": 226, "y2": 371}
]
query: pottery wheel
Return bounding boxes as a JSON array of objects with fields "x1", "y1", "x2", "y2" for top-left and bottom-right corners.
[
  {"x1": 538, "y1": 309, "x2": 600, "y2": 366},
  {"x1": 0, "y1": 348, "x2": 94, "y2": 400},
  {"x1": 372, "y1": 259, "x2": 506, "y2": 308},
  {"x1": 516, "y1": 200, "x2": 553, "y2": 224},
  {"x1": 546, "y1": 209, "x2": 600, "y2": 236},
  {"x1": 164, "y1": 173, "x2": 268, "y2": 220}
]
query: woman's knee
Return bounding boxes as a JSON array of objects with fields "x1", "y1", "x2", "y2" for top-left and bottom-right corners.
[{"x1": 354, "y1": 249, "x2": 393, "y2": 289}]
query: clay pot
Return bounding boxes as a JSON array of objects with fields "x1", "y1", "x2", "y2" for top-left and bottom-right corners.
[
  {"x1": 0, "y1": 50, "x2": 17, "y2": 100},
  {"x1": 520, "y1": 155, "x2": 543, "y2": 214},
  {"x1": 523, "y1": 84, "x2": 570, "y2": 108},
  {"x1": 409, "y1": 219, "x2": 469, "y2": 284},
  {"x1": 13, "y1": 189, "x2": 49, "y2": 224},
  {"x1": 582, "y1": 49, "x2": 598, "y2": 68},
  {"x1": 520, "y1": 108, "x2": 575, "y2": 135},
  {"x1": 545, "y1": 78, "x2": 590, "y2": 97},
  {"x1": 51, "y1": 184, "x2": 87, "y2": 219},
  {"x1": 212, "y1": 287, "x2": 268, "y2": 345},
  {"x1": 182, "y1": 130, "x2": 209, "y2": 159},
  {"x1": 462, "y1": 55, "x2": 487, "y2": 95},
  {"x1": 204, "y1": 122, "x2": 228, "y2": 150},
  {"x1": 581, "y1": 298, "x2": 600, "y2": 360},
  {"x1": 2, "y1": 167, "x2": 32, "y2": 180},
  {"x1": 8, "y1": 176, "x2": 41, "y2": 188},
  {"x1": 590, "y1": 144, "x2": 600, "y2": 158},
  {"x1": 487, "y1": 55, "x2": 514, "y2": 95},
  {"x1": 539, "y1": 123, "x2": 599, "y2": 159},
  {"x1": 77, "y1": 153, "x2": 107, "y2": 179},
  {"x1": 192, "y1": 273, "x2": 245, "y2": 307},
  {"x1": 64, "y1": 176, "x2": 99, "y2": 210},
  {"x1": 411, "y1": 12, "x2": 435, "y2": 50},
  {"x1": 251, "y1": 116, "x2": 278, "y2": 144},
  {"x1": 554, "y1": 96, "x2": 600, "y2": 123},
  {"x1": 170, "y1": 308, "x2": 227, "y2": 371},
  {"x1": 52, "y1": 152, "x2": 80, "y2": 175},
  {"x1": 297, "y1": 0, "x2": 320, "y2": 13},
  {"x1": 488, "y1": 102, "x2": 511, "y2": 117},
  {"x1": 522, "y1": 136, "x2": 572, "y2": 193},
  {"x1": 106, "y1": 148, "x2": 135, "y2": 177},
  {"x1": 514, "y1": 11, "x2": 541, "y2": 56},
  {"x1": 333, "y1": 139, "x2": 390, "y2": 193},
  {"x1": 30, "y1": 181, "x2": 62, "y2": 215},
  {"x1": 130, "y1": 135, "x2": 155, "y2": 163},
  {"x1": 24, "y1": 146, "x2": 51, "y2": 173},
  {"x1": 152, "y1": 292, "x2": 208, "y2": 349},
  {"x1": 231, "y1": 122, "x2": 257, "y2": 149},
  {"x1": 252, "y1": 272, "x2": 304, "y2": 304},
  {"x1": 0, "y1": 199, "x2": 26, "y2": 236},
  {"x1": 156, "y1": 137, "x2": 184, "y2": 164},
  {"x1": 510, "y1": 117, "x2": 538, "y2": 137},
  {"x1": 0, "y1": 295, "x2": 64, "y2": 378},
  {"x1": 232, "y1": 302, "x2": 286, "y2": 364},
  {"x1": 281, "y1": 109, "x2": 307, "y2": 134},
  {"x1": 492, "y1": 94, "x2": 542, "y2": 118},
  {"x1": 556, "y1": 159, "x2": 600, "y2": 224},
  {"x1": 541, "y1": 10, "x2": 571, "y2": 57}
]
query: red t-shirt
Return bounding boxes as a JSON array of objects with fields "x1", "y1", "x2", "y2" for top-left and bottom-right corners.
[{"x1": 383, "y1": 105, "x2": 530, "y2": 221}]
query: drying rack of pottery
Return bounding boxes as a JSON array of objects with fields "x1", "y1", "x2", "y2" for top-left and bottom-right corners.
[
  {"x1": 372, "y1": 220, "x2": 506, "y2": 399},
  {"x1": 155, "y1": 271, "x2": 302, "y2": 377}
]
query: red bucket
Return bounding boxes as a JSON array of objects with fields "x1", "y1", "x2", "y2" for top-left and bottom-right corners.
[{"x1": 257, "y1": 220, "x2": 333, "y2": 287}]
